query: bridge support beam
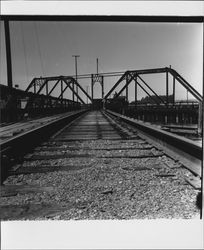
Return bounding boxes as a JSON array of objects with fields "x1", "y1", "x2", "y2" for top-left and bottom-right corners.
[
  {"x1": 126, "y1": 75, "x2": 128, "y2": 101},
  {"x1": 48, "y1": 79, "x2": 60, "y2": 96},
  {"x1": 91, "y1": 74, "x2": 104, "y2": 100},
  {"x1": 91, "y1": 74, "x2": 94, "y2": 101},
  {"x1": 135, "y1": 77, "x2": 137, "y2": 107},
  {"x1": 173, "y1": 76, "x2": 175, "y2": 105},
  {"x1": 101, "y1": 76, "x2": 104, "y2": 99},
  {"x1": 198, "y1": 102, "x2": 203, "y2": 135},
  {"x1": 137, "y1": 75, "x2": 165, "y2": 104},
  {"x1": 166, "y1": 71, "x2": 169, "y2": 106},
  {"x1": 133, "y1": 75, "x2": 160, "y2": 105},
  {"x1": 4, "y1": 20, "x2": 13, "y2": 88},
  {"x1": 61, "y1": 80, "x2": 63, "y2": 99}
]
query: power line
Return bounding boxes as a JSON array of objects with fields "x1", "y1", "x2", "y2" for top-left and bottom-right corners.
[
  {"x1": 33, "y1": 22, "x2": 45, "y2": 76},
  {"x1": 20, "y1": 22, "x2": 29, "y2": 84}
]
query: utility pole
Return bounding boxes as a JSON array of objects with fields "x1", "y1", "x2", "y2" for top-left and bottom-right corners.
[
  {"x1": 4, "y1": 20, "x2": 13, "y2": 88},
  {"x1": 72, "y1": 55, "x2": 80, "y2": 102},
  {"x1": 97, "y1": 58, "x2": 99, "y2": 74}
]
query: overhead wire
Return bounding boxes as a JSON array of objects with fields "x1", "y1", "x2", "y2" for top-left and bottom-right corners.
[
  {"x1": 20, "y1": 21, "x2": 29, "y2": 84},
  {"x1": 53, "y1": 22, "x2": 71, "y2": 99},
  {"x1": 33, "y1": 21, "x2": 45, "y2": 76}
]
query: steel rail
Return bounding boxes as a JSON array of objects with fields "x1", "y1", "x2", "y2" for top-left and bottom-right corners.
[
  {"x1": 0, "y1": 110, "x2": 88, "y2": 183},
  {"x1": 105, "y1": 109, "x2": 202, "y2": 177}
]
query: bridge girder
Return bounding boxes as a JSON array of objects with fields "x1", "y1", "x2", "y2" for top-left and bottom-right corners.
[
  {"x1": 26, "y1": 76, "x2": 92, "y2": 104},
  {"x1": 103, "y1": 67, "x2": 203, "y2": 104},
  {"x1": 25, "y1": 67, "x2": 203, "y2": 106}
]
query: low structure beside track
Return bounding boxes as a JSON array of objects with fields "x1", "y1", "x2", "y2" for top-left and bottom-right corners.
[
  {"x1": 0, "y1": 109, "x2": 88, "y2": 183},
  {"x1": 105, "y1": 109, "x2": 202, "y2": 177}
]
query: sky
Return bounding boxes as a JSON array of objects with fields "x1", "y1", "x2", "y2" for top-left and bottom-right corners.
[{"x1": 0, "y1": 21, "x2": 203, "y2": 102}]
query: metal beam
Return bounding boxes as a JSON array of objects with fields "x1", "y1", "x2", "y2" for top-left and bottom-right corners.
[
  {"x1": 26, "y1": 78, "x2": 36, "y2": 92},
  {"x1": 91, "y1": 74, "x2": 94, "y2": 100},
  {"x1": 166, "y1": 71, "x2": 169, "y2": 105},
  {"x1": 58, "y1": 84, "x2": 69, "y2": 99},
  {"x1": 73, "y1": 78, "x2": 92, "y2": 102},
  {"x1": 36, "y1": 79, "x2": 49, "y2": 94},
  {"x1": 34, "y1": 82, "x2": 36, "y2": 94},
  {"x1": 63, "y1": 79, "x2": 85, "y2": 104},
  {"x1": 4, "y1": 20, "x2": 13, "y2": 88},
  {"x1": 133, "y1": 67, "x2": 167, "y2": 75},
  {"x1": 133, "y1": 75, "x2": 160, "y2": 105},
  {"x1": 135, "y1": 78, "x2": 137, "y2": 107},
  {"x1": 173, "y1": 77, "x2": 175, "y2": 104},
  {"x1": 46, "y1": 81, "x2": 48, "y2": 95},
  {"x1": 61, "y1": 80, "x2": 63, "y2": 99},
  {"x1": 101, "y1": 76, "x2": 104, "y2": 98},
  {"x1": 48, "y1": 79, "x2": 61, "y2": 96},
  {"x1": 114, "y1": 73, "x2": 134, "y2": 98},
  {"x1": 168, "y1": 68, "x2": 203, "y2": 102},
  {"x1": 104, "y1": 72, "x2": 128, "y2": 100},
  {"x1": 126, "y1": 75, "x2": 128, "y2": 101},
  {"x1": 72, "y1": 55, "x2": 80, "y2": 102},
  {"x1": 137, "y1": 75, "x2": 165, "y2": 104}
]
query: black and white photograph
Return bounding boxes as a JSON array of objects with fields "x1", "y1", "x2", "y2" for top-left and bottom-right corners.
[{"x1": 0, "y1": 1, "x2": 203, "y2": 249}]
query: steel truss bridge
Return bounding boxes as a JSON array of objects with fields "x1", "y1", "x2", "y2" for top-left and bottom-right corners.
[
  {"x1": 0, "y1": 17, "x2": 203, "y2": 131},
  {"x1": 25, "y1": 67, "x2": 202, "y2": 104}
]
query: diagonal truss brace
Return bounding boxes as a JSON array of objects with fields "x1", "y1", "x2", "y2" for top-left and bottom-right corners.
[
  {"x1": 72, "y1": 78, "x2": 92, "y2": 102},
  {"x1": 168, "y1": 68, "x2": 203, "y2": 102},
  {"x1": 104, "y1": 72, "x2": 128, "y2": 100},
  {"x1": 132, "y1": 74, "x2": 161, "y2": 105},
  {"x1": 63, "y1": 79, "x2": 85, "y2": 104},
  {"x1": 113, "y1": 72, "x2": 161, "y2": 105},
  {"x1": 48, "y1": 79, "x2": 61, "y2": 96},
  {"x1": 136, "y1": 74, "x2": 165, "y2": 104},
  {"x1": 36, "y1": 79, "x2": 49, "y2": 94},
  {"x1": 58, "y1": 83, "x2": 70, "y2": 99},
  {"x1": 113, "y1": 73, "x2": 135, "y2": 98}
]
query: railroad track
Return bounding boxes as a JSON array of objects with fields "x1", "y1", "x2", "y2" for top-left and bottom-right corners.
[{"x1": 0, "y1": 110, "x2": 202, "y2": 220}]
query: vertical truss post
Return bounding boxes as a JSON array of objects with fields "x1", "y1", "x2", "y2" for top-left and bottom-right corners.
[
  {"x1": 173, "y1": 76, "x2": 175, "y2": 105},
  {"x1": 4, "y1": 20, "x2": 13, "y2": 88},
  {"x1": 46, "y1": 81, "x2": 48, "y2": 95},
  {"x1": 135, "y1": 77, "x2": 137, "y2": 107},
  {"x1": 86, "y1": 86, "x2": 89, "y2": 104},
  {"x1": 34, "y1": 82, "x2": 36, "y2": 94},
  {"x1": 72, "y1": 78, "x2": 92, "y2": 102},
  {"x1": 58, "y1": 85, "x2": 69, "y2": 99},
  {"x1": 72, "y1": 83, "x2": 74, "y2": 101},
  {"x1": 48, "y1": 79, "x2": 60, "y2": 96},
  {"x1": 166, "y1": 71, "x2": 169, "y2": 105},
  {"x1": 76, "y1": 83, "x2": 79, "y2": 103},
  {"x1": 61, "y1": 79, "x2": 63, "y2": 99},
  {"x1": 71, "y1": 80, "x2": 74, "y2": 102},
  {"x1": 91, "y1": 74, "x2": 94, "y2": 101},
  {"x1": 72, "y1": 55, "x2": 80, "y2": 102},
  {"x1": 126, "y1": 75, "x2": 128, "y2": 102},
  {"x1": 101, "y1": 76, "x2": 104, "y2": 98},
  {"x1": 198, "y1": 102, "x2": 203, "y2": 135}
]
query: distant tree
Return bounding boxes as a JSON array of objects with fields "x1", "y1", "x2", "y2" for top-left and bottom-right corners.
[{"x1": 131, "y1": 94, "x2": 174, "y2": 104}]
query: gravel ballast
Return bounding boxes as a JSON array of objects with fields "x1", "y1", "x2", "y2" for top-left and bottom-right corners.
[{"x1": 1, "y1": 138, "x2": 200, "y2": 220}]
